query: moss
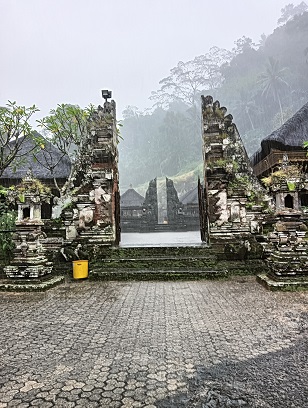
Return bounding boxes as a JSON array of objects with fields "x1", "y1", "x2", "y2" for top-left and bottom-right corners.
[
  {"x1": 262, "y1": 165, "x2": 302, "y2": 188},
  {"x1": 279, "y1": 285, "x2": 308, "y2": 292},
  {"x1": 89, "y1": 269, "x2": 228, "y2": 282},
  {"x1": 208, "y1": 158, "x2": 239, "y2": 173},
  {"x1": 287, "y1": 181, "x2": 296, "y2": 191}
]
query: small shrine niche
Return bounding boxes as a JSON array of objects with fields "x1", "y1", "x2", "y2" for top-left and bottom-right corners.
[
  {"x1": 21, "y1": 206, "x2": 31, "y2": 220},
  {"x1": 284, "y1": 194, "x2": 294, "y2": 209}
]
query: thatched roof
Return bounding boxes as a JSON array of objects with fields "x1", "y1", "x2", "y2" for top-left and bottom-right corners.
[
  {"x1": 180, "y1": 186, "x2": 198, "y2": 205},
  {"x1": 1, "y1": 136, "x2": 71, "y2": 180},
  {"x1": 121, "y1": 188, "x2": 144, "y2": 207},
  {"x1": 251, "y1": 101, "x2": 308, "y2": 166}
]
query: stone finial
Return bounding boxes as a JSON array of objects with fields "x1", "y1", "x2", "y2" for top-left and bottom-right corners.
[{"x1": 201, "y1": 95, "x2": 233, "y2": 129}]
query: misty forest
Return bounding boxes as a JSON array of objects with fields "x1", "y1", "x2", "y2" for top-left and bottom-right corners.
[{"x1": 119, "y1": 3, "x2": 308, "y2": 194}]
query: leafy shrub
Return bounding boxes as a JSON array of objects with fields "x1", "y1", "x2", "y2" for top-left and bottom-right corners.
[{"x1": 0, "y1": 211, "x2": 16, "y2": 262}]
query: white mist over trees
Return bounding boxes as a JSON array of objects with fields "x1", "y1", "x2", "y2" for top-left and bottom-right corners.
[{"x1": 119, "y1": 4, "x2": 308, "y2": 191}]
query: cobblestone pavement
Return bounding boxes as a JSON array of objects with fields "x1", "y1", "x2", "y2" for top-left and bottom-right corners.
[{"x1": 0, "y1": 276, "x2": 307, "y2": 407}]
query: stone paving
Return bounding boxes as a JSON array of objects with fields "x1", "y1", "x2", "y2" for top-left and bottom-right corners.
[{"x1": 0, "y1": 276, "x2": 307, "y2": 407}]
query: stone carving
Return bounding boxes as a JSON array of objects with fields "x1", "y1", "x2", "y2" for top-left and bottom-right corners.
[
  {"x1": 4, "y1": 176, "x2": 53, "y2": 278},
  {"x1": 142, "y1": 178, "x2": 158, "y2": 226},
  {"x1": 166, "y1": 177, "x2": 183, "y2": 225},
  {"x1": 79, "y1": 205, "x2": 94, "y2": 229},
  {"x1": 201, "y1": 95, "x2": 268, "y2": 242},
  {"x1": 89, "y1": 186, "x2": 111, "y2": 205},
  {"x1": 265, "y1": 210, "x2": 308, "y2": 279},
  {"x1": 71, "y1": 97, "x2": 120, "y2": 247}
]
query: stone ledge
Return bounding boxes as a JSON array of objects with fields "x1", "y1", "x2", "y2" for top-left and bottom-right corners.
[
  {"x1": 89, "y1": 269, "x2": 228, "y2": 281},
  {"x1": 0, "y1": 275, "x2": 65, "y2": 292},
  {"x1": 256, "y1": 273, "x2": 308, "y2": 291}
]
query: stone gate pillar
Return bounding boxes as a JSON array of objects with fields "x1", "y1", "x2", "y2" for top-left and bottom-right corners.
[
  {"x1": 201, "y1": 95, "x2": 268, "y2": 244},
  {"x1": 75, "y1": 93, "x2": 120, "y2": 247}
]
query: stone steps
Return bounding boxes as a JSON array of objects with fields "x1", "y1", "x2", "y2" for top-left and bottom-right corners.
[
  {"x1": 0, "y1": 275, "x2": 65, "y2": 292},
  {"x1": 257, "y1": 274, "x2": 308, "y2": 291},
  {"x1": 90, "y1": 268, "x2": 227, "y2": 281},
  {"x1": 99, "y1": 246, "x2": 213, "y2": 259},
  {"x1": 89, "y1": 245, "x2": 266, "y2": 280}
]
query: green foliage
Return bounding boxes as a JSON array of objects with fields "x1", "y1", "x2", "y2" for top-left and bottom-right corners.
[
  {"x1": 0, "y1": 101, "x2": 39, "y2": 177},
  {"x1": 0, "y1": 210, "x2": 16, "y2": 262},
  {"x1": 44, "y1": 218, "x2": 63, "y2": 229},
  {"x1": 119, "y1": 106, "x2": 203, "y2": 189},
  {"x1": 0, "y1": 186, "x2": 8, "y2": 215},
  {"x1": 8, "y1": 178, "x2": 51, "y2": 196},
  {"x1": 258, "y1": 56, "x2": 289, "y2": 126},
  {"x1": 120, "y1": 11, "x2": 308, "y2": 187},
  {"x1": 287, "y1": 181, "x2": 296, "y2": 191},
  {"x1": 227, "y1": 174, "x2": 269, "y2": 210},
  {"x1": 218, "y1": 11, "x2": 308, "y2": 155},
  {"x1": 150, "y1": 47, "x2": 233, "y2": 109},
  {"x1": 36, "y1": 104, "x2": 97, "y2": 199},
  {"x1": 262, "y1": 165, "x2": 302, "y2": 187},
  {"x1": 37, "y1": 104, "x2": 93, "y2": 160},
  {"x1": 0, "y1": 185, "x2": 8, "y2": 197},
  {"x1": 278, "y1": 2, "x2": 308, "y2": 25},
  {"x1": 229, "y1": 174, "x2": 251, "y2": 189},
  {"x1": 208, "y1": 158, "x2": 239, "y2": 173}
]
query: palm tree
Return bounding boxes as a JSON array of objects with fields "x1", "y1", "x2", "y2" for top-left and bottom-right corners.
[
  {"x1": 233, "y1": 91, "x2": 258, "y2": 131},
  {"x1": 259, "y1": 57, "x2": 289, "y2": 125}
]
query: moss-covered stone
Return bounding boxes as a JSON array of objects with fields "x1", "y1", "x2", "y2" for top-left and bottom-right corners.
[{"x1": 0, "y1": 275, "x2": 65, "y2": 292}]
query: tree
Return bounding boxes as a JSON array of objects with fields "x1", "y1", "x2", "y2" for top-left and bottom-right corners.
[
  {"x1": 122, "y1": 105, "x2": 141, "y2": 119},
  {"x1": 36, "y1": 104, "x2": 95, "y2": 213},
  {"x1": 0, "y1": 101, "x2": 39, "y2": 177},
  {"x1": 233, "y1": 36, "x2": 256, "y2": 54},
  {"x1": 278, "y1": 2, "x2": 308, "y2": 25},
  {"x1": 232, "y1": 91, "x2": 258, "y2": 131},
  {"x1": 257, "y1": 34, "x2": 268, "y2": 49},
  {"x1": 258, "y1": 57, "x2": 289, "y2": 125},
  {"x1": 149, "y1": 47, "x2": 233, "y2": 111},
  {"x1": 157, "y1": 111, "x2": 198, "y2": 176}
]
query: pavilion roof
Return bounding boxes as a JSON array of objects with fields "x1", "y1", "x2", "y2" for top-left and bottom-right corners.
[
  {"x1": 1, "y1": 135, "x2": 71, "y2": 180},
  {"x1": 121, "y1": 188, "x2": 144, "y2": 207},
  {"x1": 251, "y1": 101, "x2": 308, "y2": 166}
]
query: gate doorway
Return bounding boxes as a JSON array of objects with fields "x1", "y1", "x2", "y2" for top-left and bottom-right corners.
[{"x1": 120, "y1": 177, "x2": 202, "y2": 246}]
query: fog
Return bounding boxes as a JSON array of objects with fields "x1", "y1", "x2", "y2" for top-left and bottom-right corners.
[{"x1": 1, "y1": 0, "x2": 290, "y2": 119}]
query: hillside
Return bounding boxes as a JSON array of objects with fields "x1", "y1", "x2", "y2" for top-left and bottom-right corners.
[{"x1": 119, "y1": 8, "x2": 308, "y2": 192}]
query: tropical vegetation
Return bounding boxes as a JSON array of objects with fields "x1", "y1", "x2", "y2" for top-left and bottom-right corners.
[{"x1": 119, "y1": 4, "x2": 308, "y2": 194}]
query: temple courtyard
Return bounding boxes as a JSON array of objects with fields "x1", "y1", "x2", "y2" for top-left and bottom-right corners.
[{"x1": 0, "y1": 276, "x2": 307, "y2": 407}]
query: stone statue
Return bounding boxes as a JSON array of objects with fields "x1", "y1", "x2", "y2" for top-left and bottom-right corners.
[{"x1": 79, "y1": 206, "x2": 94, "y2": 229}]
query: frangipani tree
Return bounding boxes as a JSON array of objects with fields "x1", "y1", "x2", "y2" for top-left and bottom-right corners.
[
  {"x1": 36, "y1": 104, "x2": 95, "y2": 216},
  {"x1": 0, "y1": 101, "x2": 40, "y2": 177}
]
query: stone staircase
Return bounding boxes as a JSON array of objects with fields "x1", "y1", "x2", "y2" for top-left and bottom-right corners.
[{"x1": 89, "y1": 245, "x2": 266, "y2": 280}]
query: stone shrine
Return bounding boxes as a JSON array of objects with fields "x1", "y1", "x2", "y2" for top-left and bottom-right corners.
[
  {"x1": 265, "y1": 210, "x2": 308, "y2": 280},
  {"x1": 4, "y1": 173, "x2": 53, "y2": 278}
]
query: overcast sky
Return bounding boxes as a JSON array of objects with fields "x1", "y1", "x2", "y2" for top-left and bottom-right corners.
[{"x1": 1, "y1": 0, "x2": 293, "y2": 120}]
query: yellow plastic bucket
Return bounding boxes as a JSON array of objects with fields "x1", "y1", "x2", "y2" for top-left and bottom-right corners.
[{"x1": 72, "y1": 260, "x2": 89, "y2": 279}]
